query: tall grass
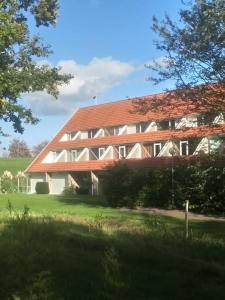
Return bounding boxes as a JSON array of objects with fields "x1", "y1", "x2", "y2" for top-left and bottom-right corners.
[{"x1": 0, "y1": 205, "x2": 225, "y2": 299}]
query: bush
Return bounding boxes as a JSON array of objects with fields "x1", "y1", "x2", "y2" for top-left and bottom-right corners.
[
  {"x1": 102, "y1": 164, "x2": 149, "y2": 208},
  {"x1": 0, "y1": 170, "x2": 16, "y2": 193},
  {"x1": 62, "y1": 185, "x2": 76, "y2": 197},
  {"x1": 35, "y1": 182, "x2": 49, "y2": 194},
  {"x1": 102, "y1": 156, "x2": 225, "y2": 213},
  {"x1": 76, "y1": 187, "x2": 89, "y2": 195}
]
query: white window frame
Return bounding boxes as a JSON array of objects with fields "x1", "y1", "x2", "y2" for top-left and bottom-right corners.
[
  {"x1": 98, "y1": 147, "x2": 105, "y2": 158},
  {"x1": 180, "y1": 141, "x2": 189, "y2": 156},
  {"x1": 119, "y1": 146, "x2": 126, "y2": 159},
  {"x1": 153, "y1": 143, "x2": 162, "y2": 157}
]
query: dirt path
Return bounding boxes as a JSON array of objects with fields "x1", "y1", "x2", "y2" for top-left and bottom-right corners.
[{"x1": 120, "y1": 207, "x2": 225, "y2": 222}]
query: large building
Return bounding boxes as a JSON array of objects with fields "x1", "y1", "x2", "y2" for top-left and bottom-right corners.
[{"x1": 26, "y1": 92, "x2": 225, "y2": 194}]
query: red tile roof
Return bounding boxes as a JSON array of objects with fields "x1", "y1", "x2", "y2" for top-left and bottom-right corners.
[
  {"x1": 27, "y1": 156, "x2": 198, "y2": 173},
  {"x1": 62, "y1": 94, "x2": 197, "y2": 132},
  {"x1": 26, "y1": 92, "x2": 225, "y2": 173}
]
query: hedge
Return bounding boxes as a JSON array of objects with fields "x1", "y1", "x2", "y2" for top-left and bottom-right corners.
[
  {"x1": 35, "y1": 182, "x2": 49, "y2": 194},
  {"x1": 101, "y1": 155, "x2": 225, "y2": 213}
]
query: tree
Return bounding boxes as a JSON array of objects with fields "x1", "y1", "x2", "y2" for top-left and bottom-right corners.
[
  {"x1": 137, "y1": 0, "x2": 225, "y2": 114},
  {"x1": 0, "y1": 0, "x2": 72, "y2": 136},
  {"x1": 32, "y1": 140, "x2": 48, "y2": 157},
  {"x1": 8, "y1": 139, "x2": 31, "y2": 157}
]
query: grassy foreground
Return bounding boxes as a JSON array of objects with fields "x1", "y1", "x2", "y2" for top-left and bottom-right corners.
[
  {"x1": 0, "y1": 157, "x2": 32, "y2": 175},
  {"x1": 0, "y1": 193, "x2": 225, "y2": 299}
]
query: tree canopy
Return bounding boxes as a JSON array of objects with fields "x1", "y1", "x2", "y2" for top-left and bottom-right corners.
[
  {"x1": 8, "y1": 138, "x2": 31, "y2": 157},
  {"x1": 140, "y1": 0, "x2": 225, "y2": 113},
  {"x1": 32, "y1": 140, "x2": 48, "y2": 157},
  {"x1": 0, "y1": 0, "x2": 72, "y2": 136}
]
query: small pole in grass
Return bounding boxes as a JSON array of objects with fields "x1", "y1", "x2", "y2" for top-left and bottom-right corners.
[
  {"x1": 17, "y1": 177, "x2": 19, "y2": 193},
  {"x1": 185, "y1": 200, "x2": 189, "y2": 240}
]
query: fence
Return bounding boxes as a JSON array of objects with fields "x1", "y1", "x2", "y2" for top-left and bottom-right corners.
[{"x1": 0, "y1": 172, "x2": 31, "y2": 194}]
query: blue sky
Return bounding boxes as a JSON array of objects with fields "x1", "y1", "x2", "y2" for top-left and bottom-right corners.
[{"x1": 2, "y1": 0, "x2": 183, "y2": 152}]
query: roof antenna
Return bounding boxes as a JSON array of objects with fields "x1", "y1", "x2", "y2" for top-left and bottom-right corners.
[{"x1": 92, "y1": 95, "x2": 98, "y2": 105}]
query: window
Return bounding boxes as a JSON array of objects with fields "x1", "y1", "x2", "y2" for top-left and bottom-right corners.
[
  {"x1": 119, "y1": 146, "x2": 126, "y2": 159},
  {"x1": 106, "y1": 127, "x2": 114, "y2": 136},
  {"x1": 169, "y1": 119, "x2": 176, "y2": 129},
  {"x1": 114, "y1": 127, "x2": 120, "y2": 135},
  {"x1": 80, "y1": 131, "x2": 88, "y2": 139},
  {"x1": 140, "y1": 122, "x2": 150, "y2": 132},
  {"x1": 71, "y1": 132, "x2": 78, "y2": 139},
  {"x1": 180, "y1": 141, "x2": 189, "y2": 156},
  {"x1": 157, "y1": 120, "x2": 170, "y2": 130},
  {"x1": 99, "y1": 147, "x2": 105, "y2": 158},
  {"x1": 71, "y1": 150, "x2": 78, "y2": 161},
  {"x1": 136, "y1": 123, "x2": 141, "y2": 133},
  {"x1": 153, "y1": 143, "x2": 162, "y2": 157},
  {"x1": 114, "y1": 126, "x2": 124, "y2": 135},
  {"x1": 88, "y1": 130, "x2": 93, "y2": 139}
]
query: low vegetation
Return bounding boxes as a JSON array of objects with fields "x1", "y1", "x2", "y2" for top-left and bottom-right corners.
[
  {"x1": 102, "y1": 155, "x2": 225, "y2": 213},
  {"x1": 35, "y1": 182, "x2": 50, "y2": 194},
  {"x1": 0, "y1": 194, "x2": 225, "y2": 299}
]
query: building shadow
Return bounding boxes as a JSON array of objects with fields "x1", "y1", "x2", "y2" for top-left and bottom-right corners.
[
  {"x1": 0, "y1": 214, "x2": 225, "y2": 299},
  {"x1": 57, "y1": 194, "x2": 108, "y2": 207}
]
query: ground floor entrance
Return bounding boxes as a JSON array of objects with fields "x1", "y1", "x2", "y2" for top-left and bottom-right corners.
[{"x1": 29, "y1": 171, "x2": 101, "y2": 195}]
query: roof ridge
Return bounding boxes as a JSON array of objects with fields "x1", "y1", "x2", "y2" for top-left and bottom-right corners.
[{"x1": 78, "y1": 91, "x2": 166, "y2": 110}]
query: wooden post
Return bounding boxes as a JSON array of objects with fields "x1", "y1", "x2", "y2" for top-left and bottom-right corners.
[
  {"x1": 26, "y1": 176, "x2": 29, "y2": 193},
  {"x1": 17, "y1": 177, "x2": 20, "y2": 193},
  {"x1": 185, "y1": 200, "x2": 189, "y2": 240}
]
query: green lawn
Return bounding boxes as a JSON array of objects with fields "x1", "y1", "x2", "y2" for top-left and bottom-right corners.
[
  {"x1": 0, "y1": 193, "x2": 225, "y2": 299},
  {"x1": 0, "y1": 157, "x2": 32, "y2": 175}
]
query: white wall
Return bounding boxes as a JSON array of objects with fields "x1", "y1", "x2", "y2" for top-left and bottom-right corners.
[{"x1": 51, "y1": 173, "x2": 67, "y2": 194}]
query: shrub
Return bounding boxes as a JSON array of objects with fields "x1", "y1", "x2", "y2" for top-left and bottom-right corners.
[
  {"x1": 76, "y1": 187, "x2": 89, "y2": 195},
  {"x1": 62, "y1": 185, "x2": 76, "y2": 197},
  {"x1": 0, "y1": 170, "x2": 16, "y2": 193},
  {"x1": 102, "y1": 164, "x2": 150, "y2": 207},
  {"x1": 102, "y1": 156, "x2": 225, "y2": 213},
  {"x1": 35, "y1": 182, "x2": 49, "y2": 194}
]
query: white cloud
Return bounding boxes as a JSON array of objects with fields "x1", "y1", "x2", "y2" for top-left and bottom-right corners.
[
  {"x1": 145, "y1": 56, "x2": 171, "y2": 69},
  {"x1": 22, "y1": 57, "x2": 135, "y2": 115}
]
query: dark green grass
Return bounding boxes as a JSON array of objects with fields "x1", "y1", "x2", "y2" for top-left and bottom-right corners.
[
  {"x1": 0, "y1": 194, "x2": 225, "y2": 299},
  {"x1": 0, "y1": 157, "x2": 32, "y2": 175}
]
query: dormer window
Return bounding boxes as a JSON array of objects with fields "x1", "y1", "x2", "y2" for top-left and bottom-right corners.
[
  {"x1": 114, "y1": 126, "x2": 120, "y2": 135},
  {"x1": 169, "y1": 120, "x2": 176, "y2": 129},
  {"x1": 71, "y1": 150, "x2": 78, "y2": 161},
  {"x1": 180, "y1": 141, "x2": 189, "y2": 156},
  {"x1": 153, "y1": 143, "x2": 162, "y2": 157},
  {"x1": 136, "y1": 123, "x2": 141, "y2": 133},
  {"x1": 99, "y1": 147, "x2": 105, "y2": 158},
  {"x1": 71, "y1": 132, "x2": 78, "y2": 139},
  {"x1": 119, "y1": 146, "x2": 126, "y2": 159},
  {"x1": 88, "y1": 130, "x2": 93, "y2": 139},
  {"x1": 140, "y1": 122, "x2": 150, "y2": 132}
]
